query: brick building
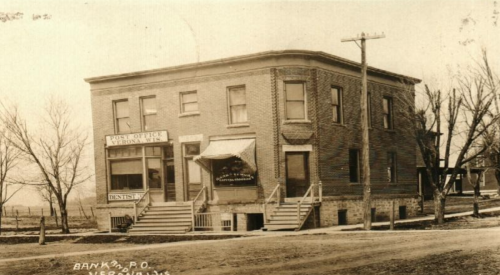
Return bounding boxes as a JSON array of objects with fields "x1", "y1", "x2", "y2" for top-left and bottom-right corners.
[{"x1": 85, "y1": 50, "x2": 421, "y2": 233}]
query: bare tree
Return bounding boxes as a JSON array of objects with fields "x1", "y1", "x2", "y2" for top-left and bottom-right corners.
[
  {"x1": 415, "y1": 52, "x2": 499, "y2": 224},
  {"x1": 0, "y1": 131, "x2": 23, "y2": 234},
  {"x1": 1, "y1": 98, "x2": 91, "y2": 233},
  {"x1": 36, "y1": 183, "x2": 56, "y2": 216}
]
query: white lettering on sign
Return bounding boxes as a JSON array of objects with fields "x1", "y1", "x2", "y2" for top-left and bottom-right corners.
[
  {"x1": 108, "y1": 193, "x2": 143, "y2": 201},
  {"x1": 106, "y1": 131, "x2": 168, "y2": 147}
]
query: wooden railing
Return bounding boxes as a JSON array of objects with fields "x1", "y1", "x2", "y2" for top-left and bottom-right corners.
[
  {"x1": 191, "y1": 186, "x2": 208, "y2": 228},
  {"x1": 133, "y1": 189, "x2": 150, "y2": 223},
  {"x1": 297, "y1": 181, "x2": 323, "y2": 224},
  {"x1": 263, "y1": 183, "x2": 281, "y2": 223},
  {"x1": 194, "y1": 212, "x2": 234, "y2": 231}
]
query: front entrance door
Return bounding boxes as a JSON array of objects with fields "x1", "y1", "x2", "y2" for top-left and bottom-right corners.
[{"x1": 285, "y1": 152, "x2": 310, "y2": 197}]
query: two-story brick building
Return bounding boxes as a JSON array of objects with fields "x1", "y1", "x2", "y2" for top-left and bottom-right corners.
[{"x1": 85, "y1": 50, "x2": 421, "y2": 233}]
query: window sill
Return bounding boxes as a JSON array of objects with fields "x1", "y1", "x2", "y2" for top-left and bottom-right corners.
[
  {"x1": 283, "y1": 120, "x2": 312, "y2": 125},
  {"x1": 227, "y1": 123, "x2": 250, "y2": 128},
  {"x1": 179, "y1": 111, "x2": 200, "y2": 118}
]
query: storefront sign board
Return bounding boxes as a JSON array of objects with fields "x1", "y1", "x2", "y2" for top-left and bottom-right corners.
[
  {"x1": 106, "y1": 131, "x2": 168, "y2": 147},
  {"x1": 108, "y1": 193, "x2": 143, "y2": 201}
]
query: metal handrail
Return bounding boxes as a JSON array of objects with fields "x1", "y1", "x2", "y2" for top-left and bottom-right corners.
[
  {"x1": 133, "y1": 189, "x2": 150, "y2": 223},
  {"x1": 264, "y1": 183, "x2": 281, "y2": 223}
]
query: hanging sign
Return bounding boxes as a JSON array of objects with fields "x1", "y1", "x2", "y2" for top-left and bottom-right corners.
[{"x1": 106, "y1": 131, "x2": 168, "y2": 147}]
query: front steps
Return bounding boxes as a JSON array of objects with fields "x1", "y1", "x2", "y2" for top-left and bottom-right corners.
[
  {"x1": 264, "y1": 202, "x2": 314, "y2": 231},
  {"x1": 128, "y1": 202, "x2": 193, "y2": 234}
]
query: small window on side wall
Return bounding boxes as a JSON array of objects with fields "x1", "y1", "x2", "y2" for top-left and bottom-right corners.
[
  {"x1": 383, "y1": 97, "x2": 393, "y2": 129},
  {"x1": 387, "y1": 152, "x2": 397, "y2": 183},
  {"x1": 180, "y1": 91, "x2": 198, "y2": 114},
  {"x1": 331, "y1": 87, "x2": 342, "y2": 123},
  {"x1": 349, "y1": 149, "x2": 360, "y2": 183},
  {"x1": 228, "y1": 86, "x2": 248, "y2": 124},
  {"x1": 285, "y1": 82, "x2": 306, "y2": 120}
]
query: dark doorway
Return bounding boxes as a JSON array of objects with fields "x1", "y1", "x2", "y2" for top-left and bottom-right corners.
[
  {"x1": 371, "y1": 208, "x2": 376, "y2": 222},
  {"x1": 285, "y1": 152, "x2": 310, "y2": 197},
  {"x1": 247, "y1": 213, "x2": 264, "y2": 231}
]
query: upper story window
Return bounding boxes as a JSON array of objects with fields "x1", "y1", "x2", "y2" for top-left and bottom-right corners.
[
  {"x1": 285, "y1": 82, "x2": 306, "y2": 120},
  {"x1": 349, "y1": 149, "x2": 360, "y2": 183},
  {"x1": 383, "y1": 97, "x2": 394, "y2": 129},
  {"x1": 387, "y1": 152, "x2": 397, "y2": 183},
  {"x1": 180, "y1": 91, "x2": 199, "y2": 114},
  {"x1": 228, "y1": 86, "x2": 248, "y2": 124},
  {"x1": 331, "y1": 87, "x2": 342, "y2": 123},
  {"x1": 141, "y1": 96, "x2": 157, "y2": 131},
  {"x1": 114, "y1": 100, "x2": 130, "y2": 134}
]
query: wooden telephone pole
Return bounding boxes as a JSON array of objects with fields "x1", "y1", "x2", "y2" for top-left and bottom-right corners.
[{"x1": 341, "y1": 32, "x2": 385, "y2": 230}]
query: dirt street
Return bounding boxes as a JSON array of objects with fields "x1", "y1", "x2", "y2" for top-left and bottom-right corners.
[{"x1": 1, "y1": 227, "x2": 500, "y2": 275}]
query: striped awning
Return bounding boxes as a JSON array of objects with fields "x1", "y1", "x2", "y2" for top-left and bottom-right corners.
[{"x1": 194, "y1": 139, "x2": 256, "y2": 172}]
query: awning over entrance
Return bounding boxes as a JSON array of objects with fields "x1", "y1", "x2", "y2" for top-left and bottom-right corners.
[{"x1": 194, "y1": 139, "x2": 256, "y2": 172}]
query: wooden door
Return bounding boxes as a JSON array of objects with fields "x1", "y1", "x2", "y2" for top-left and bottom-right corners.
[{"x1": 285, "y1": 152, "x2": 310, "y2": 198}]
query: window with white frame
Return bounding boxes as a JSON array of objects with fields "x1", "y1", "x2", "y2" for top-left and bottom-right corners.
[
  {"x1": 285, "y1": 82, "x2": 306, "y2": 120},
  {"x1": 141, "y1": 96, "x2": 157, "y2": 131},
  {"x1": 114, "y1": 100, "x2": 130, "y2": 134},
  {"x1": 180, "y1": 91, "x2": 198, "y2": 114},
  {"x1": 228, "y1": 86, "x2": 248, "y2": 124}
]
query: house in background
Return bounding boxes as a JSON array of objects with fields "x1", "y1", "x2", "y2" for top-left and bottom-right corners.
[{"x1": 85, "y1": 50, "x2": 421, "y2": 233}]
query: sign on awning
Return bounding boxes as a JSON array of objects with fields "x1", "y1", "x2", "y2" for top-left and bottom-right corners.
[{"x1": 194, "y1": 139, "x2": 256, "y2": 172}]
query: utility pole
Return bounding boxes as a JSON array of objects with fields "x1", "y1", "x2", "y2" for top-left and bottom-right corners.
[{"x1": 342, "y1": 32, "x2": 385, "y2": 230}]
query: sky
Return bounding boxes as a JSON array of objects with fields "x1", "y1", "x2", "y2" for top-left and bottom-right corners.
[{"x1": 1, "y1": 0, "x2": 499, "y2": 206}]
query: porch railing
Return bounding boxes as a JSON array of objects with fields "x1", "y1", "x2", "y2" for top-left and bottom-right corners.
[
  {"x1": 194, "y1": 212, "x2": 234, "y2": 231},
  {"x1": 297, "y1": 181, "x2": 323, "y2": 224},
  {"x1": 263, "y1": 183, "x2": 281, "y2": 223},
  {"x1": 133, "y1": 189, "x2": 150, "y2": 223},
  {"x1": 191, "y1": 186, "x2": 208, "y2": 228}
]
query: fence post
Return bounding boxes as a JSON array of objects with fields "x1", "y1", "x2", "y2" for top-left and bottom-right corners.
[
  {"x1": 390, "y1": 200, "x2": 395, "y2": 230},
  {"x1": 108, "y1": 212, "x2": 112, "y2": 233},
  {"x1": 28, "y1": 207, "x2": 31, "y2": 216},
  {"x1": 39, "y1": 216, "x2": 46, "y2": 245},
  {"x1": 15, "y1": 215, "x2": 19, "y2": 233}
]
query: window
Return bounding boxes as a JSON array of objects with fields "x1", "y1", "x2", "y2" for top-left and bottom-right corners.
[
  {"x1": 331, "y1": 87, "x2": 342, "y2": 123},
  {"x1": 180, "y1": 91, "x2": 198, "y2": 113},
  {"x1": 387, "y1": 152, "x2": 397, "y2": 183},
  {"x1": 163, "y1": 145, "x2": 176, "y2": 201},
  {"x1": 184, "y1": 143, "x2": 202, "y2": 200},
  {"x1": 114, "y1": 100, "x2": 130, "y2": 134},
  {"x1": 228, "y1": 86, "x2": 248, "y2": 124},
  {"x1": 213, "y1": 157, "x2": 256, "y2": 187},
  {"x1": 285, "y1": 82, "x2": 306, "y2": 120},
  {"x1": 383, "y1": 97, "x2": 393, "y2": 129},
  {"x1": 338, "y1": 210, "x2": 347, "y2": 225},
  {"x1": 109, "y1": 146, "x2": 143, "y2": 190},
  {"x1": 349, "y1": 149, "x2": 360, "y2": 183},
  {"x1": 141, "y1": 96, "x2": 157, "y2": 131},
  {"x1": 367, "y1": 93, "x2": 372, "y2": 127},
  {"x1": 108, "y1": 145, "x2": 175, "y2": 192}
]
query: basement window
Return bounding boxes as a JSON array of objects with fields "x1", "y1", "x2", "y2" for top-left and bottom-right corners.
[
  {"x1": 338, "y1": 210, "x2": 347, "y2": 225},
  {"x1": 399, "y1": 206, "x2": 407, "y2": 220}
]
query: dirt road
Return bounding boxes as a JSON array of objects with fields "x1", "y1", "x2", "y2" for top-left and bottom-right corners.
[{"x1": 1, "y1": 227, "x2": 500, "y2": 274}]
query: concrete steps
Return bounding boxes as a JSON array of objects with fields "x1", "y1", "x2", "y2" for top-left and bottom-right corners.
[{"x1": 129, "y1": 202, "x2": 193, "y2": 234}]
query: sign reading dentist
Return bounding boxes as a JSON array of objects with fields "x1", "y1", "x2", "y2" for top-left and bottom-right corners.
[{"x1": 106, "y1": 131, "x2": 168, "y2": 147}]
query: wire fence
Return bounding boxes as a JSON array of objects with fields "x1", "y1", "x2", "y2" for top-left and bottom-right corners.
[{"x1": 1, "y1": 205, "x2": 96, "y2": 219}]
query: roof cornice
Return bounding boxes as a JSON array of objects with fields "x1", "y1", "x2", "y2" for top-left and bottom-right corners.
[{"x1": 84, "y1": 49, "x2": 421, "y2": 84}]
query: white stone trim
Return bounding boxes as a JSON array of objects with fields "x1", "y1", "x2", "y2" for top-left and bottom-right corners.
[
  {"x1": 282, "y1": 144, "x2": 313, "y2": 152},
  {"x1": 179, "y1": 134, "x2": 203, "y2": 143}
]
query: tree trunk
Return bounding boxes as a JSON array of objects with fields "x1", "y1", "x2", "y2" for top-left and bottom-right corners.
[
  {"x1": 49, "y1": 199, "x2": 54, "y2": 217},
  {"x1": 60, "y1": 208, "x2": 70, "y2": 234},
  {"x1": 473, "y1": 184, "x2": 480, "y2": 217},
  {"x1": 495, "y1": 169, "x2": 500, "y2": 196},
  {"x1": 39, "y1": 216, "x2": 46, "y2": 245},
  {"x1": 434, "y1": 191, "x2": 446, "y2": 224},
  {"x1": 0, "y1": 204, "x2": 3, "y2": 235}
]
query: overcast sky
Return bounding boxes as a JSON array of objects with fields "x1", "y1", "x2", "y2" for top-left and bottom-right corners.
[{"x1": 1, "y1": 0, "x2": 498, "y2": 206}]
